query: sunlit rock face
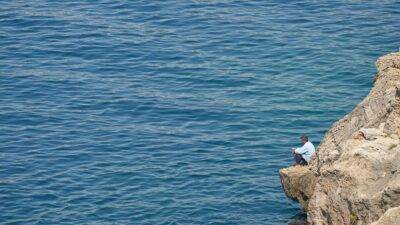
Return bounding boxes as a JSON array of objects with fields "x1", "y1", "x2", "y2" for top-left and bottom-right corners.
[
  {"x1": 369, "y1": 206, "x2": 400, "y2": 225},
  {"x1": 280, "y1": 166, "x2": 316, "y2": 211},
  {"x1": 280, "y1": 53, "x2": 400, "y2": 225}
]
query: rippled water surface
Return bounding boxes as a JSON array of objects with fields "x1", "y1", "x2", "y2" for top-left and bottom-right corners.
[{"x1": 1, "y1": 1, "x2": 400, "y2": 224}]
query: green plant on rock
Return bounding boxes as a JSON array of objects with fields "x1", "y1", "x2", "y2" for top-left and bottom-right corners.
[
  {"x1": 388, "y1": 143, "x2": 397, "y2": 150},
  {"x1": 350, "y1": 213, "x2": 358, "y2": 225}
]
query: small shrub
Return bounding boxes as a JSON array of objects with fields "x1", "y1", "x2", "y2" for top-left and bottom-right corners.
[
  {"x1": 388, "y1": 143, "x2": 397, "y2": 150},
  {"x1": 350, "y1": 213, "x2": 358, "y2": 224}
]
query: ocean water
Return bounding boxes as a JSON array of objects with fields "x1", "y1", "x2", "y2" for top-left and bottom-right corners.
[{"x1": 1, "y1": 1, "x2": 399, "y2": 224}]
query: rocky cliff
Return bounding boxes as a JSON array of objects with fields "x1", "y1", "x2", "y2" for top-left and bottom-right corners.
[{"x1": 280, "y1": 52, "x2": 400, "y2": 225}]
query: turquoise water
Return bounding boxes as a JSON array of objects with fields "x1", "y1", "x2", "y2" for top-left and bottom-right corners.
[{"x1": 1, "y1": 1, "x2": 399, "y2": 224}]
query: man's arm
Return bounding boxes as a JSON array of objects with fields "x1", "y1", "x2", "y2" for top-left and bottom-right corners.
[{"x1": 294, "y1": 145, "x2": 307, "y2": 154}]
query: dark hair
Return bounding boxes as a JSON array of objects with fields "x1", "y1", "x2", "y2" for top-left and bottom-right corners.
[{"x1": 300, "y1": 135, "x2": 309, "y2": 142}]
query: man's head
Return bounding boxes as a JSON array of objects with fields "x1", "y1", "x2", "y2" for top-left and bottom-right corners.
[{"x1": 300, "y1": 135, "x2": 309, "y2": 145}]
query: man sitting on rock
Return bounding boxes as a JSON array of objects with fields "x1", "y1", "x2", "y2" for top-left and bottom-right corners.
[{"x1": 291, "y1": 135, "x2": 315, "y2": 165}]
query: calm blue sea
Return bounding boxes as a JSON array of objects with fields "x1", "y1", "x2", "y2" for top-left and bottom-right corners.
[{"x1": 1, "y1": 1, "x2": 399, "y2": 224}]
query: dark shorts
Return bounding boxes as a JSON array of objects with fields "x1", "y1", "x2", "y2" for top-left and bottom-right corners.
[{"x1": 294, "y1": 154, "x2": 308, "y2": 165}]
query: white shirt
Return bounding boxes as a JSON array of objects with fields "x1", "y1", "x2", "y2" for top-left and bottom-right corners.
[{"x1": 295, "y1": 141, "x2": 315, "y2": 163}]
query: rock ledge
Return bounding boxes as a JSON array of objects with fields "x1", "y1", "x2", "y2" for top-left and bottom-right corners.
[{"x1": 280, "y1": 52, "x2": 400, "y2": 225}]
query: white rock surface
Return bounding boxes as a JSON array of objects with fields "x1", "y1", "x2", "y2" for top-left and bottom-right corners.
[{"x1": 369, "y1": 207, "x2": 400, "y2": 225}]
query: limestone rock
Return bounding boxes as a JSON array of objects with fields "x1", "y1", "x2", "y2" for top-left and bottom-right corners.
[
  {"x1": 280, "y1": 52, "x2": 400, "y2": 225},
  {"x1": 369, "y1": 207, "x2": 400, "y2": 225},
  {"x1": 280, "y1": 166, "x2": 316, "y2": 210}
]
